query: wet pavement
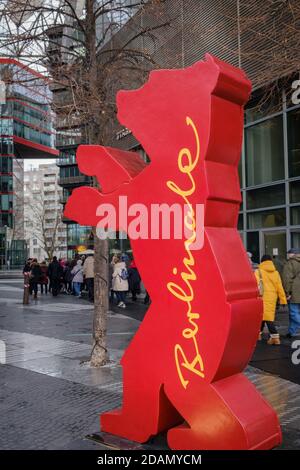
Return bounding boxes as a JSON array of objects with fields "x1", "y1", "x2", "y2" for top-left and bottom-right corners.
[{"x1": 1, "y1": 277, "x2": 300, "y2": 449}]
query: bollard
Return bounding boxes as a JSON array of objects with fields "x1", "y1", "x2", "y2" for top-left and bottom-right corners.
[{"x1": 23, "y1": 272, "x2": 30, "y2": 305}]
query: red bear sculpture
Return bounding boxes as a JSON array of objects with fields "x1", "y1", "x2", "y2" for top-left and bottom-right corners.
[{"x1": 64, "y1": 54, "x2": 282, "y2": 450}]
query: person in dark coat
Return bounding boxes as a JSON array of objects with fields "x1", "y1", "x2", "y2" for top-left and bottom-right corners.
[
  {"x1": 282, "y1": 248, "x2": 300, "y2": 338},
  {"x1": 23, "y1": 258, "x2": 32, "y2": 273},
  {"x1": 128, "y1": 260, "x2": 141, "y2": 301},
  {"x1": 48, "y1": 256, "x2": 63, "y2": 296},
  {"x1": 39, "y1": 261, "x2": 49, "y2": 294},
  {"x1": 63, "y1": 261, "x2": 73, "y2": 294},
  {"x1": 30, "y1": 259, "x2": 42, "y2": 299}
]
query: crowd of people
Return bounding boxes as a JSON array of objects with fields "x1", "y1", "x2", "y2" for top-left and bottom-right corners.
[
  {"x1": 22, "y1": 252, "x2": 149, "y2": 308},
  {"x1": 253, "y1": 248, "x2": 300, "y2": 344},
  {"x1": 23, "y1": 255, "x2": 94, "y2": 300},
  {"x1": 22, "y1": 247, "x2": 300, "y2": 338}
]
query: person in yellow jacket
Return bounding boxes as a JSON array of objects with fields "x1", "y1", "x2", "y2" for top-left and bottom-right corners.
[{"x1": 255, "y1": 255, "x2": 287, "y2": 345}]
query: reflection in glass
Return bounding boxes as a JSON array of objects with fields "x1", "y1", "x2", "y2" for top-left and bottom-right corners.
[
  {"x1": 245, "y1": 116, "x2": 284, "y2": 186},
  {"x1": 245, "y1": 91, "x2": 281, "y2": 125},
  {"x1": 288, "y1": 108, "x2": 300, "y2": 178},
  {"x1": 247, "y1": 231, "x2": 260, "y2": 264},
  {"x1": 246, "y1": 184, "x2": 285, "y2": 210},
  {"x1": 291, "y1": 206, "x2": 300, "y2": 225},
  {"x1": 291, "y1": 232, "x2": 300, "y2": 249},
  {"x1": 247, "y1": 208, "x2": 286, "y2": 229},
  {"x1": 290, "y1": 180, "x2": 300, "y2": 204},
  {"x1": 238, "y1": 213, "x2": 243, "y2": 230}
]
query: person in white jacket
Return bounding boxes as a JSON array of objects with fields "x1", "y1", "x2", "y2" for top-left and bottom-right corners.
[
  {"x1": 83, "y1": 254, "x2": 94, "y2": 302},
  {"x1": 71, "y1": 260, "x2": 83, "y2": 298},
  {"x1": 112, "y1": 255, "x2": 129, "y2": 308}
]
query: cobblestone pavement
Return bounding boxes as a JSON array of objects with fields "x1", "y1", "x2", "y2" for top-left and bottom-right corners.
[{"x1": 1, "y1": 278, "x2": 300, "y2": 449}]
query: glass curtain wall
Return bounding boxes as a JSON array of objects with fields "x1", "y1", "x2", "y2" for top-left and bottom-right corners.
[{"x1": 239, "y1": 83, "x2": 300, "y2": 264}]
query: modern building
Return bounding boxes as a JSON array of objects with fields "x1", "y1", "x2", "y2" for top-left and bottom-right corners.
[
  {"x1": 100, "y1": 0, "x2": 300, "y2": 265},
  {"x1": 24, "y1": 163, "x2": 67, "y2": 261},
  {"x1": 0, "y1": 58, "x2": 58, "y2": 268},
  {"x1": 51, "y1": 0, "x2": 300, "y2": 265},
  {"x1": 48, "y1": 1, "x2": 141, "y2": 257}
]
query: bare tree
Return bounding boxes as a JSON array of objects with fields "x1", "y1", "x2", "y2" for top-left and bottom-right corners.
[
  {"x1": 190, "y1": 0, "x2": 300, "y2": 112},
  {"x1": 0, "y1": 0, "x2": 171, "y2": 366},
  {"x1": 24, "y1": 191, "x2": 64, "y2": 260}
]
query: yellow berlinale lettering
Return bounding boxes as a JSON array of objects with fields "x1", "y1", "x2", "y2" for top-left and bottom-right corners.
[{"x1": 166, "y1": 117, "x2": 205, "y2": 388}]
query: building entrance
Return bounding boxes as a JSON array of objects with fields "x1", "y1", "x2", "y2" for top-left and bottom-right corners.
[{"x1": 263, "y1": 231, "x2": 286, "y2": 261}]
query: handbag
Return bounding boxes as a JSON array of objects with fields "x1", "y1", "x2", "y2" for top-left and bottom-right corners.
[{"x1": 258, "y1": 269, "x2": 264, "y2": 297}]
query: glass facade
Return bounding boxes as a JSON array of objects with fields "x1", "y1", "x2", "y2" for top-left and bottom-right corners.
[
  {"x1": 287, "y1": 108, "x2": 300, "y2": 178},
  {"x1": 66, "y1": 224, "x2": 93, "y2": 258},
  {"x1": 0, "y1": 60, "x2": 57, "y2": 268},
  {"x1": 67, "y1": 224, "x2": 92, "y2": 246},
  {"x1": 241, "y1": 82, "x2": 300, "y2": 264},
  {"x1": 245, "y1": 116, "x2": 284, "y2": 186}
]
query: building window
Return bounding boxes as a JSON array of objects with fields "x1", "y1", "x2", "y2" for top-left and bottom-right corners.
[
  {"x1": 290, "y1": 180, "x2": 300, "y2": 203},
  {"x1": 291, "y1": 232, "x2": 300, "y2": 249},
  {"x1": 247, "y1": 231, "x2": 260, "y2": 264},
  {"x1": 245, "y1": 116, "x2": 284, "y2": 186},
  {"x1": 0, "y1": 194, "x2": 13, "y2": 211},
  {"x1": 0, "y1": 175, "x2": 13, "y2": 192},
  {"x1": 0, "y1": 156, "x2": 13, "y2": 173},
  {"x1": 245, "y1": 91, "x2": 281, "y2": 125},
  {"x1": 246, "y1": 184, "x2": 285, "y2": 210},
  {"x1": 291, "y1": 206, "x2": 300, "y2": 225},
  {"x1": 247, "y1": 208, "x2": 286, "y2": 229},
  {"x1": 0, "y1": 213, "x2": 13, "y2": 227},
  {"x1": 238, "y1": 213, "x2": 243, "y2": 230},
  {"x1": 287, "y1": 108, "x2": 300, "y2": 178}
]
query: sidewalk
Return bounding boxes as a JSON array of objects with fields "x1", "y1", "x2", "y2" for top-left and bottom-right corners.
[
  {"x1": 1, "y1": 277, "x2": 300, "y2": 449},
  {"x1": 0, "y1": 270, "x2": 23, "y2": 279}
]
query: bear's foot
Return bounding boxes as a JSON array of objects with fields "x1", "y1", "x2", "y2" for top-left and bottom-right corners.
[
  {"x1": 101, "y1": 383, "x2": 183, "y2": 443},
  {"x1": 165, "y1": 373, "x2": 282, "y2": 450}
]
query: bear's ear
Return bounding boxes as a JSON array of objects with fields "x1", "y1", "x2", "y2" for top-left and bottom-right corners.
[
  {"x1": 115, "y1": 55, "x2": 251, "y2": 165},
  {"x1": 76, "y1": 145, "x2": 147, "y2": 194}
]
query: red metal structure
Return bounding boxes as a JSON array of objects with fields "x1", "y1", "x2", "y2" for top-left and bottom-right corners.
[{"x1": 64, "y1": 54, "x2": 282, "y2": 450}]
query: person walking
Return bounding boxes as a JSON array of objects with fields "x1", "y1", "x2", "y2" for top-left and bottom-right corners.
[
  {"x1": 272, "y1": 255, "x2": 284, "y2": 278},
  {"x1": 48, "y1": 256, "x2": 63, "y2": 297},
  {"x1": 255, "y1": 255, "x2": 287, "y2": 345},
  {"x1": 23, "y1": 258, "x2": 32, "y2": 274},
  {"x1": 71, "y1": 259, "x2": 84, "y2": 298},
  {"x1": 63, "y1": 261, "x2": 73, "y2": 294},
  {"x1": 128, "y1": 259, "x2": 141, "y2": 301},
  {"x1": 83, "y1": 253, "x2": 94, "y2": 302},
  {"x1": 282, "y1": 248, "x2": 300, "y2": 338},
  {"x1": 39, "y1": 260, "x2": 49, "y2": 294},
  {"x1": 112, "y1": 254, "x2": 129, "y2": 308},
  {"x1": 29, "y1": 259, "x2": 42, "y2": 300}
]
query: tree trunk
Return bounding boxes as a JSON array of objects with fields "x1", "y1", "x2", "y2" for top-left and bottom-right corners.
[
  {"x1": 91, "y1": 234, "x2": 109, "y2": 366},
  {"x1": 85, "y1": 0, "x2": 109, "y2": 366}
]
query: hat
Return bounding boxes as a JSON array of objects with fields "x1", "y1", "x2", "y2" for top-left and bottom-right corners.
[{"x1": 287, "y1": 248, "x2": 300, "y2": 254}]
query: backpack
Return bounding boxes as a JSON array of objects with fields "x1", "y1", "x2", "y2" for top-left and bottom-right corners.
[{"x1": 120, "y1": 268, "x2": 129, "y2": 280}]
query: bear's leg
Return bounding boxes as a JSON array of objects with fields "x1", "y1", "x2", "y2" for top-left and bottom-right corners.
[
  {"x1": 101, "y1": 368, "x2": 183, "y2": 443},
  {"x1": 165, "y1": 373, "x2": 282, "y2": 450}
]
